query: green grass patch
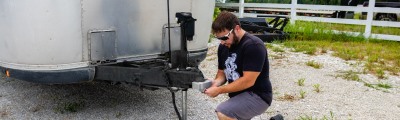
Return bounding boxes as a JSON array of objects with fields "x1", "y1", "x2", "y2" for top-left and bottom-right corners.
[
  {"x1": 283, "y1": 38, "x2": 400, "y2": 77},
  {"x1": 298, "y1": 111, "x2": 335, "y2": 120},
  {"x1": 297, "y1": 78, "x2": 305, "y2": 86},
  {"x1": 313, "y1": 84, "x2": 321, "y2": 93},
  {"x1": 306, "y1": 60, "x2": 323, "y2": 69},
  {"x1": 299, "y1": 90, "x2": 306, "y2": 99},
  {"x1": 292, "y1": 21, "x2": 400, "y2": 36},
  {"x1": 272, "y1": 46, "x2": 285, "y2": 53},
  {"x1": 335, "y1": 70, "x2": 362, "y2": 82},
  {"x1": 377, "y1": 82, "x2": 392, "y2": 89}
]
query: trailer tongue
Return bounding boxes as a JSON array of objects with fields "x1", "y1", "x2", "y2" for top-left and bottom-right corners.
[{"x1": 0, "y1": 0, "x2": 215, "y2": 119}]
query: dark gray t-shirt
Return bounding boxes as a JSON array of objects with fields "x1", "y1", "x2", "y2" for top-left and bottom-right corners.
[{"x1": 218, "y1": 32, "x2": 272, "y2": 105}]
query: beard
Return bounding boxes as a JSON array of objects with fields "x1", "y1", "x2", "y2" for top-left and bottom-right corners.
[{"x1": 230, "y1": 31, "x2": 240, "y2": 50}]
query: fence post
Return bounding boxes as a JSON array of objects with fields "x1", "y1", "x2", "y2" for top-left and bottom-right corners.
[
  {"x1": 290, "y1": 0, "x2": 297, "y2": 24},
  {"x1": 365, "y1": 0, "x2": 375, "y2": 38},
  {"x1": 239, "y1": 0, "x2": 244, "y2": 18}
]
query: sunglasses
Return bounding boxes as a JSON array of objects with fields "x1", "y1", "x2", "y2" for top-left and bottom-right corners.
[{"x1": 215, "y1": 29, "x2": 233, "y2": 41}]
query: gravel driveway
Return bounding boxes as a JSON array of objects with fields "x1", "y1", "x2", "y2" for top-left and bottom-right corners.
[{"x1": 1, "y1": 39, "x2": 399, "y2": 120}]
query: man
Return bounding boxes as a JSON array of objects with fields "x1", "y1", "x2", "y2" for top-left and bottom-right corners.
[{"x1": 204, "y1": 11, "x2": 273, "y2": 120}]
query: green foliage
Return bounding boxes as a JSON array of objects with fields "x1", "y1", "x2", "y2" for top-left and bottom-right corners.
[
  {"x1": 306, "y1": 60, "x2": 323, "y2": 69},
  {"x1": 335, "y1": 70, "x2": 361, "y2": 82},
  {"x1": 297, "y1": 78, "x2": 306, "y2": 86},
  {"x1": 272, "y1": 46, "x2": 285, "y2": 53},
  {"x1": 213, "y1": 7, "x2": 221, "y2": 21},
  {"x1": 299, "y1": 111, "x2": 335, "y2": 120},
  {"x1": 376, "y1": 69, "x2": 387, "y2": 79},
  {"x1": 283, "y1": 23, "x2": 400, "y2": 76},
  {"x1": 377, "y1": 82, "x2": 392, "y2": 89},
  {"x1": 300, "y1": 90, "x2": 306, "y2": 99},
  {"x1": 298, "y1": 115, "x2": 317, "y2": 120},
  {"x1": 313, "y1": 84, "x2": 321, "y2": 93}
]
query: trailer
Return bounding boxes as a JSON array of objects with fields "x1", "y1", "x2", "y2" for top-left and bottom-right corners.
[{"x1": 0, "y1": 0, "x2": 215, "y2": 119}]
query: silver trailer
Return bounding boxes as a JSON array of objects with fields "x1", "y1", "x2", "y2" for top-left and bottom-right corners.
[
  {"x1": 0, "y1": 0, "x2": 215, "y2": 85},
  {"x1": 1, "y1": 0, "x2": 214, "y2": 119}
]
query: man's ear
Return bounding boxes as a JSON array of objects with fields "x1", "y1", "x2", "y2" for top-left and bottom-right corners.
[{"x1": 234, "y1": 25, "x2": 240, "y2": 32}]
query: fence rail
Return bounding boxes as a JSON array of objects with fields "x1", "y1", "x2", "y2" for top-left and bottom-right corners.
[{"x1": 216, "y1": 0, "x2": 400, "y2": 41}]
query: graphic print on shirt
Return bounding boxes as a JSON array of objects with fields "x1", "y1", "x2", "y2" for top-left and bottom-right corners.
[{"x1": 224, "y1": 53, "x2": 240, "y2": 82}]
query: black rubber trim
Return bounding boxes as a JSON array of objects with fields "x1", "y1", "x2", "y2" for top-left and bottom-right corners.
[{"x1": 0, "y1": 66, "x2": 95, "y2": 84}]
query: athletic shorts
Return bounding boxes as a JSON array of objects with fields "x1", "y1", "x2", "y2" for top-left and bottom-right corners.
[{"x1": 216, "y1": 91, "x2": 270, "y2": 120}]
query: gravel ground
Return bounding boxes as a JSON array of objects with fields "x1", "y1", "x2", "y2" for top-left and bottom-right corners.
[{"x1": 1, "y1": 39, "x2": 399, "y2": 120}]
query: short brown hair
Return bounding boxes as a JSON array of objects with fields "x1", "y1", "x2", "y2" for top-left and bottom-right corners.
[{"x1": 212, "y1": 11, "x2": 240, "y2": 34}]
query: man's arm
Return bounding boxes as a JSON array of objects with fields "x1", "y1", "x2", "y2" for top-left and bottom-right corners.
[
  {"x1": 211, "y1": 69, "x2": 226, "y2": 87},
  {"x1": 218, "y1": 71, "x2": 260, "y2": 93},
  {"x1": 205, "y1": 71, "x2": 260, "y2": 97}
]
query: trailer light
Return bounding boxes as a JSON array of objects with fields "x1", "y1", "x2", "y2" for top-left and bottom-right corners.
[{"x1": 6, "y1": 70, "x2": 10, "y2": 77}]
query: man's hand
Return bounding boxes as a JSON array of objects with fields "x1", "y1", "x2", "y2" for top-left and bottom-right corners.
[{"x1": 204, "y1": 86, "x2": 221, "y2": 98}]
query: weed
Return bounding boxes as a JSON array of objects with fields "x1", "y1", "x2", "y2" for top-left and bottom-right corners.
[
  {"x1": 376, "y1": 69, "x2": 386, "y2": 79},
  {"x1": 367, "y1": 55, "x2": 379, "y2": 63},
  {"x1": 300, "y1": 90, "x2": 306, "y2": 99},
  {"x1": 298, "y1": 111, "x2": 335, "y2": 120},
  {"x1": 269, "y1": 54, "x2": 285, "y2": 59},
  {"x1": 320, "y1": 48, "x2": 327, "y2": 54},
  {"x1": 272, "y1": 46, "x2": 285, "y2": 53},
  {"x1": 54, "y1": 101, "x2": 85, "y2": 114},
  {"x1": 377, "y1": 82, "x2": 392, "y2": 89},
  {"x1": 266, "y1": 43, "x2": 274, "y2": 49},
  {"x1": 364, "y1": 82, "x2": 375, "y2": 89},
  {"x1": 363, "y1": 81, "x2": 393, "y2": 91},
  {"x1": 293, "y1": 20, "x2": 400, "y2": 36},
  {"x1": 297, "y1": 78, "x2": 306, "y2": 86},
  {"x1": 321, "y1": 113, "x2": 336, "y2": 120},
  {"x1": 306, "y1": 60, "x2": 323, "y2": 69},
  {"x1": 335, "y1": 70, "x2": 361, "y2": 82},
  {"x1": 298, "y1": 115, "x2": 316, "y2": 120},
  {"x1": 283, "y1": 23, "x2": 400, "y2": 78},
  {"x1": 313, "y1": 84, "x2": 321, "y2": 93}
]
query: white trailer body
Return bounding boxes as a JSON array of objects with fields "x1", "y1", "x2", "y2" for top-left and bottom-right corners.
[{"x1": 0, "y1": 0, "x2": 215, "y2": 84}]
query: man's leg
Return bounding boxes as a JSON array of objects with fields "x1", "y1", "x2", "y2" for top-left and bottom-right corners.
[
  {"x1": 215, "y1": 91, "x2": 269, "y2": 120},
  {"x1": 217, "y1": 112, "x2": 235, "y2": 120}
]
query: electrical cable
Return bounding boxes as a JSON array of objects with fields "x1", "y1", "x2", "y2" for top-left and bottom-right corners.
[{"x1": 166, "y1": 1, "x2": 182, "y2": 120}]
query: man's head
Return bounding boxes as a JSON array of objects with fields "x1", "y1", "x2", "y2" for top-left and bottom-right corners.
[{"x1": 212, "y1": 11, "x2": 241, "y2": 48}]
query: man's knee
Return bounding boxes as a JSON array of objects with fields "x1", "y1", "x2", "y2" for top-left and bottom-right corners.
[{"x1": 216, "y1": 112, "x2": 236, "y2": 120}]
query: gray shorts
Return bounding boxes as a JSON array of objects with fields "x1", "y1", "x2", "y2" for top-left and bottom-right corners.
[{"x1": 216, "y1": 91, "x2": 269, "y2": 120}]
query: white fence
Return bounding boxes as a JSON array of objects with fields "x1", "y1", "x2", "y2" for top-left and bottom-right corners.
[{"x1": 216, "y1": 0, "x2": 400, "y2": 41}]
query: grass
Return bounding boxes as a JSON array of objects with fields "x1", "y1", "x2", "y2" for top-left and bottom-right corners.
[
  {"x1": 297, "y1": 78, "x2": 306, "y2": 86},
  {"x1": 298, "y1": 111, "x2": 335, "y2": 120},
  {"x1": 377, "y1": 82, "x2": 392, "y2": 89},
  {"x1": 54, "y1": 101, "x2": 85, "y2": 114},
  {"x1": 313, "y1": 84, "x2": 321, "y2": 93},
  {"x1": 299, "y1": 90, "x2": 306, "y2": 99},
  {"x1": 335, "y1": 70, "x2": 393, "y2": 91},
  {"x1": 272, "y1": 46, "x2": 285, "y2": 53},
  {"x1": 335, "y1": 70, "x2": 362, "y2": 82},
  {"x1": 280, "y1": 21, "x2": 400, "y2": 93},
  {"x1": 292, "y1": 21, "x2": 400, "y2": 36},
  {"x1": 306, "y1": 60, "x2": 323, "y2": 69},
  {"x1": 283, "y1": 23, "x2": 400, "y2": 77}
]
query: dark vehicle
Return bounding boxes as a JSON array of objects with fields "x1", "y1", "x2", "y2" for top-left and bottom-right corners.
[{"x1": 362, "y1": 1, "x2": 400, "y2": 21}]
